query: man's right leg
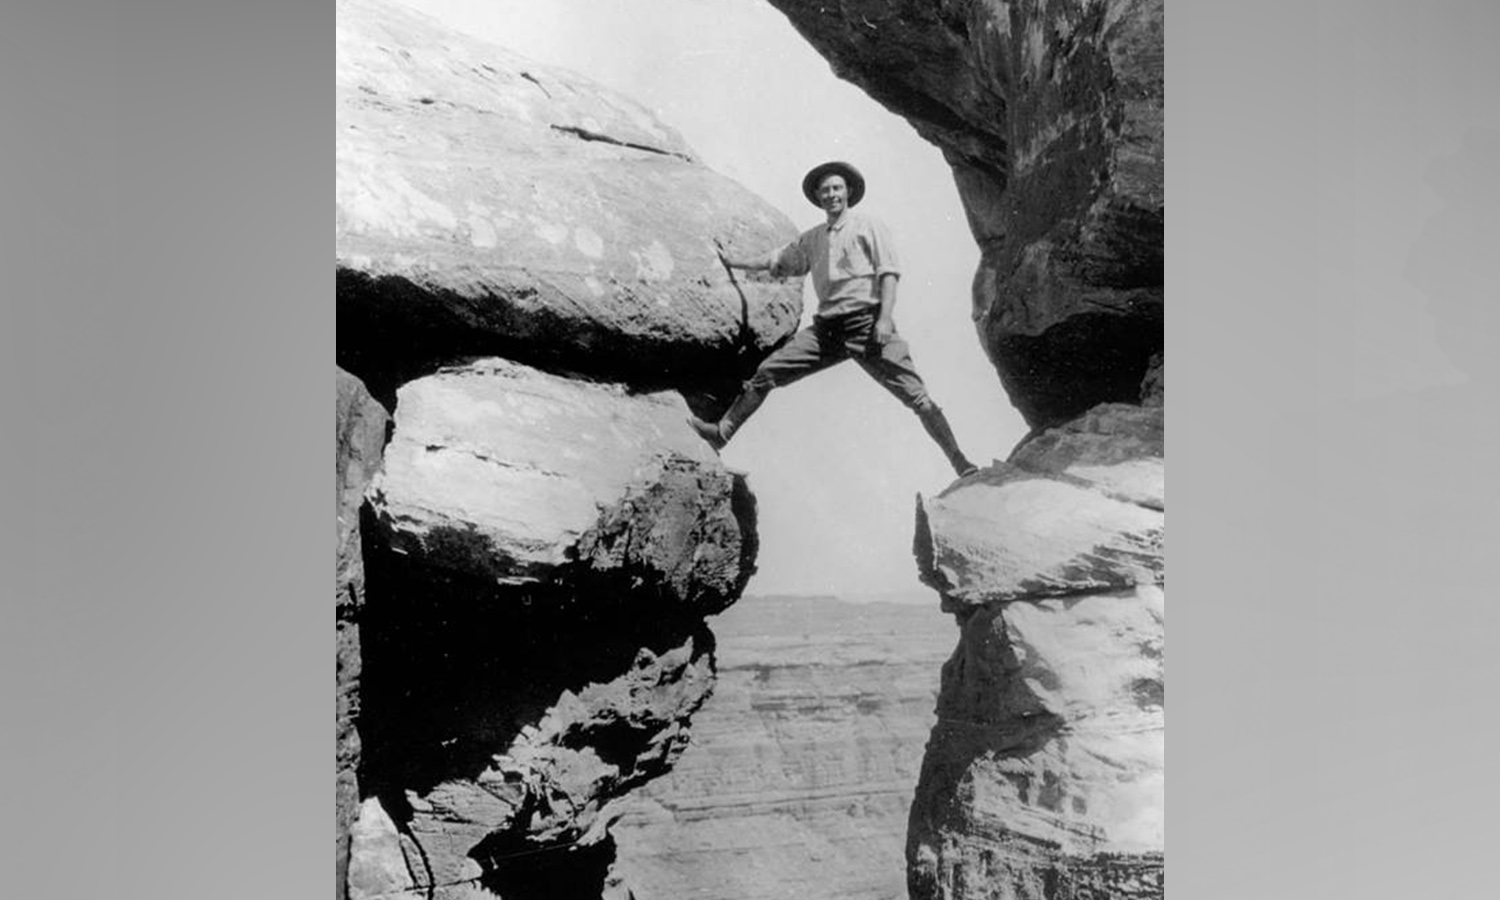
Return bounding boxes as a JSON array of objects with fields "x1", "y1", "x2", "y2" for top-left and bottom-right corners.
[
  {"x1": 688, "y1": 326, "x2": 835, "y2": 449},
  {"x1": 855, "y1": 333, "x2": 979, "y2": 477}
]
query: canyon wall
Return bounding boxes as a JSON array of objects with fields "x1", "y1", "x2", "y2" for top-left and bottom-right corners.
[
  {"x1": 335, "y1": 1, "x2": 802, "y2": 896},
  {"x1": 610, "y1": 595, "x2": 955, "y2": 900},
  {"x1": 762, "y1": 2, "x2": 1166, "y2": 897}
]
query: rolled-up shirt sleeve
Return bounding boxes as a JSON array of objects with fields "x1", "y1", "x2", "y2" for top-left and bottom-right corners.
[{"x1": 862, "y1": 217, "x2": 901, "y2": 278}]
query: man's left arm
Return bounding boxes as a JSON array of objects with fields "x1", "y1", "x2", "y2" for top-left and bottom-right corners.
[
  {"x1": 866, "y1": 217, "x2": 902, "y2": 345},
  {"x1": 876, "y1": 273, "x2": 899, "y2": 344}
]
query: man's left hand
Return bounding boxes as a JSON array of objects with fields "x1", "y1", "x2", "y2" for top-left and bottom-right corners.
[{"x1": 875, "y1": 317, "x2": 895, "y2": 345}]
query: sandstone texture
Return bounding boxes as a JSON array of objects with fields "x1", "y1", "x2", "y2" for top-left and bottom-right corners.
[
  {"x1": 350, "y1": 615, "x2": 716, "y2": 900},
  {"x1": 366, "y1": 358, "x2": 756, "y2": 612},
  {"x1": 337, "y1": 368, "x2": 390, "y2": 900},
  {"x1": 767, "y1": 0, "x2": 1163, "y2": 428},
  {"x1": 337, "y1": 0, "x2": 802, "y2": 402},
  {"x1": 907, "y1": 585, "x2": 1163, "y2": 900},
  {"x1": 916, "y1": 404, "x2": 1164, "y2": 608},
  {"x1": 610, "y1": 595, "x2": 956, "y2": 900}
]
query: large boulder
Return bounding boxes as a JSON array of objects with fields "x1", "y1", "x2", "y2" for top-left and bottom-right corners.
[
  {"x1": 915, "y1": 404, "x2": 1163, "y2": 608},
  {"x1": 365, "y1": 358, "x2": 756, "y2": 611},
  {"x1": 336, "y1": 368, "x2": 390, "y2": 899},
  {"x1": 765, "y1": 0, "x2": 1163, "y2": 427},
  {"x1": 337, "y1": 0, "x2": 802, "y2": 401}
]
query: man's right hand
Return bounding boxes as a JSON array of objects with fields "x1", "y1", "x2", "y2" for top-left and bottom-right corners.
[{"x1": 712, "y1": 239, "x2": 734, "y2": 268}]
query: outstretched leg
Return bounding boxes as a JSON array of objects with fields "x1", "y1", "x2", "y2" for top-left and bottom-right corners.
[
  {"x1": 689, "y1": 383, "x2": 767, "y2": 449},
  {"x1": 856, "y1": 330, "x2": 978, "y2": 477},
  {"x1": 915, "y1": 403, "x2": 978, "y2": 477},
  {"x1": 688, "y1": 325, "x2": 841, "y2": 449}
]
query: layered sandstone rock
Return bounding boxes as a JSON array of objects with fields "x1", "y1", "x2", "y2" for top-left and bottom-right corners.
[
  {"x1": 910, "y1": 404, "x2": 1163, "y2": 900},
  {"x1": 337, "y1": 0, "x2": 802, "y2": 402},
  {"x1": 610, "y1": 595, "x2": 956, "y2": 900},
  {"x1": 766, "y1": 0, "x2": 1163, "y2": 428}
]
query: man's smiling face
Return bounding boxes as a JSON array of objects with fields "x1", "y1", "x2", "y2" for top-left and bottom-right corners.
[{"x1": 817, "y1": 174, "x2": 849, "y2": 216}]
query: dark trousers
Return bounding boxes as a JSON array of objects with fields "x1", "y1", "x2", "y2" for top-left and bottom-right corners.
[
  {"x1": 715, "y1": 308, "x2": 974, "y2": 476},
  {"x1": 732, "y1": 308, "x2": 934, "y2": 426}
]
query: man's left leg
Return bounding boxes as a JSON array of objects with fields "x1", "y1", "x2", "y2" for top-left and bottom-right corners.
[
  {"x1": 856, "y1": 333, "x2": 979, "y2": 478},
  {"x1": 688, "y1": 324, "x2": 838, "y2": 449}
]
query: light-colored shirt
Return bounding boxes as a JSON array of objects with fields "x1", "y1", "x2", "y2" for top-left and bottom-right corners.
[{"x1": 765, "y1": 210, "x2": 901, "y2": 319}]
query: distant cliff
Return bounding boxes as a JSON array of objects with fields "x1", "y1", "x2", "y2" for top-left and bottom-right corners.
[
  {"x1": 762, "y1": 2, "x2": 1166, "y2": 897},
  {"x1": 610, "y1": 595, "x2": 955, "y2": 900},
  {"x1": 335, "y1": 1, "x2": 802, "y2": 897}
]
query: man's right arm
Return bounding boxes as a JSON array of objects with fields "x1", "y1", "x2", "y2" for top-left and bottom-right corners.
[
  {"x1": 716, "y1": 234, "x2": 808, "y2": 276},
  {"x1": 717, "y1": 248, "x2": 771, "y2": 271}
]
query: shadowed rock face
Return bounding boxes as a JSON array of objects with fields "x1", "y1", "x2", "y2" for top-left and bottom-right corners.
[
  {"x1": 351, "y1": 562, "x2": 720, "y2": 900},
  {"x1": 337, "y1": 368, "x2": 391, "y2": 900},
  {"x1": 765, "y1": 0, "x2": 1163, "y2": 428},
  {"x1": 337, "y1": 0, "x2": 802, "y2": 405}
]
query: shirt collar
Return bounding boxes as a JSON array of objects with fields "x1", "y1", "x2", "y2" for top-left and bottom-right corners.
[{"x1": 824, "y1": 210, "x2": 852, "y2": 232}]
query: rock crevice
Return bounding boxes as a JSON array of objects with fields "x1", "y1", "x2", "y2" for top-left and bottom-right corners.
[{"x1": 757, "y1": 2, "x2": 1166, "y2": 897}]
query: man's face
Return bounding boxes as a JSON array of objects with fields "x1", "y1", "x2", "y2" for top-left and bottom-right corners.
[{"x1": 817, "y1": 174, "x2": 848, "y2": 215}]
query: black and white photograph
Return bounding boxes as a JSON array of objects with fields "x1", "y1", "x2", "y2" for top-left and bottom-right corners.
[
  {"x1": 4, "y1": 2, "x2": 1497, "y2": 900},
  {"x1": 336, "y1": 2, "x2": 1162, "y2": 897}
]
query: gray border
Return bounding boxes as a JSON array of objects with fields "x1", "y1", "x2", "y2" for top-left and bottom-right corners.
[
  {"x1": 1, "y1": 2, "x2": 328, "y2": 896},
  {"x1": 1170, "y1": 1, "x2": 1499, "y2": 896},
  {"x1": 2, "y1": 1, "x2": 1497, "y2": 897}
]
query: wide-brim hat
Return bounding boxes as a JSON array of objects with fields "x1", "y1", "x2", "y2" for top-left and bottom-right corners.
[{"x1": 801, "y1": 160, "x2": 865, "y2": 207}]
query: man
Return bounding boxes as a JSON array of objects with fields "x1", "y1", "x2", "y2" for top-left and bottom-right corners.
[{"x1": 690, "y1": 160, "x2": 978, "y2": 478}]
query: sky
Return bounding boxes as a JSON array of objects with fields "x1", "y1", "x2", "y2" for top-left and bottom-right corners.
[{"x1": 396, "y1": 0, "x2": 1030, "y2": 597}]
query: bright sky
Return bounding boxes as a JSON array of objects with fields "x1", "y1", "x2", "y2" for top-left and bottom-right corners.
[{"x1": 395, "y1": 0, "x2": 1028, "y2": 596}]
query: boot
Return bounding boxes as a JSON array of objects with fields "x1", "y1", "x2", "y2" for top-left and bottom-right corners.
[
  {"x1": 687, "y1": 385, "x2": 768, "y2": 450},
  {"x1": 687, "y1": 415, "x2": 726, "y2": 450},
  {"x1": 918, "y1": 404, "x2": 978, "y2": 477}
]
